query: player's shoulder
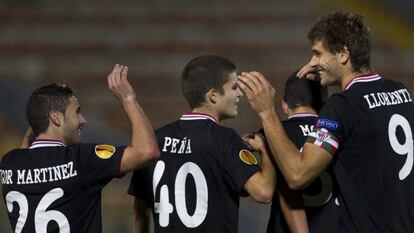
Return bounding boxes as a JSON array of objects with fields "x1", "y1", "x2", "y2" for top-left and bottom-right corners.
[
  {"x1": 323, "y1": 92, "x2": 351, "y2": 110},
  {"x1": 68, "y1": 143, "x2": 98, "y2": 151},
  {"x1": 382, "y1": 78, "x2": 411, "y2": 91},
  {"x1": 211, "y1": 124, "x2": 240, "y2": 140},
  {"x1": 67, "y1": 143, "x2": 117, "y2": 157},
  {"x1": 283, "y1": 115, "x2": 318, "y2": 127},
  {"x1": 1, "y1": 148, "x2": 26, "y2": 165},
  {"x1": 155, "y1": 120, "x2": 181, "y2": 137}
]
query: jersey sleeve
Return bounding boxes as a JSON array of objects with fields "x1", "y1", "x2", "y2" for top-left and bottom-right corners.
[
  {"x1": 305, "y1": 94, "x2": 352, "y2": 156},
  {"x1": 72, "y1": 143, "x2": 126, "y2": 186},
  {"x1": 216, "y1": 128, "x2": 260, "y2": 194},
  {"x1": 128, "y1": 166, "x2": 152, "y2": 201}
]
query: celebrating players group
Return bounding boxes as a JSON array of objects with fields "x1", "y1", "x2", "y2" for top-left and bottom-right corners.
[{"x1": 1, "y1": 11, "x2": 413, "y2": 233}]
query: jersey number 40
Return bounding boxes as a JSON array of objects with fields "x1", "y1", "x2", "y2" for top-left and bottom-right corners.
[{"x1": 153, "y1": 161, "x2": 208, "y2": 228}]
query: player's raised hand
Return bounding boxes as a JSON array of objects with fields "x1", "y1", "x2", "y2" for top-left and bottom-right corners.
[
  {"x1": 296, "y1": 62, "x2": 319, "y2": 81},
  {"x1": 237, "y1": 71, "x2": 276, "y2": 115},
  {"x1": 107, "y1": 64, "x2": 136, "y2": 102}
]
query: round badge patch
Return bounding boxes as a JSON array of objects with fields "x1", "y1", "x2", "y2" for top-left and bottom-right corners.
[
  {"x1": 95, "y1": 144, "x2": 116, "y2": 159},
  {"x1": 239, "y1": 149, "x2": 258, "y2": 165}
]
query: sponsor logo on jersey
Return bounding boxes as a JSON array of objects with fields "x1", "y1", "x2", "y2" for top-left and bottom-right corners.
[
  {"x1": 316, "y1": 118, "x2": 340, "y2": 131},
  {"x1": 239, "y1": 149, "x2": 258, "y2": 165},
  {"x1": 95, "y1": 144, "x2": 116, "y2": 159}
]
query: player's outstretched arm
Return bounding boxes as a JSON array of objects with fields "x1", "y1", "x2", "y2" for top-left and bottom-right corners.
[
  {"x1": 238, "y1": 72, "x2": 331, "y2": 190},
  {"x1": 108, "y1": 64, "x2": 160, "y2": 174},
  {"x1": 243, "y1": 133, "x2": 276, "y2": 203},
  {"x1": 132, "y1": 197, "x2": 151, "y2": 233}
]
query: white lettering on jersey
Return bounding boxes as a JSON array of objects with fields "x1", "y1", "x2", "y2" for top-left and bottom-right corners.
[
  {"x1": 162, "y1": 137, "x2": 192, "y2": 154},
  {"x1": 15, "y1": 162, "x2": 78, "y2": 185},
  {"x1": 0, "y1": 169, "x2": 13, "y2": 184},
  {"x1": 299, "y1": 125, "x2": 314, "y2": 136},
  {"x1": 363, "y1": 88, "x2": 412, "y2": 109}
]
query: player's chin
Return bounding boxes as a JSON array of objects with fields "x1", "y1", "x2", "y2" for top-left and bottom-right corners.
[
  {"x1": 72, "y1": 134, "x2": 82, "y2": 144},
  {"x1": 222, "y1": 110, "x2": 238, "y2": 120},
  {"x1": 229, "y1": 109, "x2": 238, "y2": 118}
]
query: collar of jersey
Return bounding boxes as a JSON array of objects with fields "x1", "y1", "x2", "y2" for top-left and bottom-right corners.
[
  {"x1": 29, "y1": 139, "x2": 66, "y2": 149},
  {"x1": 180, "y1": 112, "x2": 218, "y2": 123},
  {"x1": 288, "y1": 113, "x2": 318, "y2": 119},
  {"x1": 344, "y1": 72, "x2": 381, "y2": 91}
]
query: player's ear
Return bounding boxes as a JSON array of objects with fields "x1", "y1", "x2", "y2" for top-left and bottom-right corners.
[
  {"x1": 49, "y1": 110, "x2": 62, "y2": 127},
  {"x1": 205, "y1": 88, "x2": 218, "y2": 104},
  {"x1": 281, "y1": 100, "x2": 289, "y2": 114},
  {"x1": 338, "y1": 46, "x2": 350, "y2": 64}
]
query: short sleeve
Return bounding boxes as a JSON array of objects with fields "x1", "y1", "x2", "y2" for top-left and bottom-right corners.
[
  {"x1": 305, "y1": 94, "x2": 352, "y2": 156},
  {"x1": 72, "y1": 143, "x2": 126, "y2": 186},
  {"x1": 128, "y1": 166, "x2": 152, "y2": 201},
  {"x1": 216, "y1": 129, "x2": 260, "y2": 194}
]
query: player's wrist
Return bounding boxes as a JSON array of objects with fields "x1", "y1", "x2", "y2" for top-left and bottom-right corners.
[
  {"x1": 258, "y1": 108, "x2": 277, "y2": 121},
  {"x1": 121, "y1": 94, "x2": 137, "y2": 103}
]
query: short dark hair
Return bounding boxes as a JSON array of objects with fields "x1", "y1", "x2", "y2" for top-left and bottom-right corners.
[
  {"x1": 181, "y1": 55, "x2": 237, "y2": 109},
  {"x1": 308, "y1": 11, "x2": 372, "y2": 73},
  {"x1": 283, "y1": 71, "x2": 328, "y2": 113},
  {"x1": 26, "y1": 84, "x2": 74, "y2": 138}
]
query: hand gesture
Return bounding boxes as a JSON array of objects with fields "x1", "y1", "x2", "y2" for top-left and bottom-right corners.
[
  {"x1": 237, "y1": 71, "x2": 276, "y2": 115},
  {"x1": 243, "y1": 132, "x2": 266, "y2": 152},
  {"x1": 107, "y1": 64, "x2": 136, "y2": 102},
  {"x1": 296, "y1": 62, "x2": 320, "y2": 81}
]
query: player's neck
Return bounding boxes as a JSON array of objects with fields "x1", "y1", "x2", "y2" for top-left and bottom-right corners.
[
  {"x1": 191, "y1": 106, "x2": 220, "y2": 122},
  {"x1": 340, "y1": 68, "x2": 373, "y2": 91},
  {"x1": 34, "y1": 131, "x2": 66, "y2": 145},
  {"x1": 287, "y1": 106, "x2": 317, "y2": 117}
]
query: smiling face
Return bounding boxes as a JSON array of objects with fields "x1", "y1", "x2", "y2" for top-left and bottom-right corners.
[
  {"x1": 309, "y1": 40, "x2": 343, "y2": 87},
  {"x1": 61, "y1": 96, "x2": 86, "y2": 145},
  {"x1": 215, "y1": 72, "x2": 243, "y2": 120}
]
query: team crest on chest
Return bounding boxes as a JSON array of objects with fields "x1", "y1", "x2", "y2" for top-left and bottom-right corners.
[
  {"x1": 95, "y1": 144, "x2": 116, "y2": 159},
  {"x1": 239, "y1": 149, "x2": 258, "y2": 165}
]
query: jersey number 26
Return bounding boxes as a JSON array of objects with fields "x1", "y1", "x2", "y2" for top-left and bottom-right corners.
[{"x1": 6, "y1": 188, "x2": 69, "y2": 233}]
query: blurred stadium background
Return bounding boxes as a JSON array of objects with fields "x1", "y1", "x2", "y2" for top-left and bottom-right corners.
[{"x1": 0, "y1": 0, "x2": 413, "y2": 232}]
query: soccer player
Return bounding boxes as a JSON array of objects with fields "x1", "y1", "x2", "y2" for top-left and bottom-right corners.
[
  {"x1": 238, "y1": 11, "x2": 414, "y2": 233},
  {"x1": 0, "y1": 64, "x2": 160, "y2": 233},
  {"x1": 264, "y1": 71, "x2": 339, "y2": 233},
  {"x1": 128, "y1": 55, "x2": 276, "y2": 233}
]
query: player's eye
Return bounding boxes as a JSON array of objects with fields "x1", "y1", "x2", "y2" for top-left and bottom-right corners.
[{"x1": 312, "y1": 50, "x2": 321, "y2": 57}]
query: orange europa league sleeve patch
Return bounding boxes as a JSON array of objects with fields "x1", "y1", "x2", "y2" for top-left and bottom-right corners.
[
  {"x1": 239, "y1": 149, "x2": 258, "y2": 165},
  {"x1": 95, "y1": 144, "x2": 116, "y2": 159}
]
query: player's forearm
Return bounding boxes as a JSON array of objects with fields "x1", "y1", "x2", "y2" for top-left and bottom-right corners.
[
  {"x1": 122, "y1": 97, "x2": 160, "y2": 171},
  {"x1": 259, "y1": 146, "x2": 277, "y2": 199},
  {"x1": 278, "y1": 182, "x2": 310, "y2": 233},
  {"x1": 259, "y1": 109, "x2": 308, "y2": 189},
  {"x1": 133, "y1": 212, "x2": 150, "y2": 233},
  {"x1": 133, "y1": 198, "x2": 151, "y2": 233}
]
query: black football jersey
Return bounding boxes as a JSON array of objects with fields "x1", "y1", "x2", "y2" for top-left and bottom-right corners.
[
  {"x1": 128, "y1": 113, "x2": 260, "y2": 233},
  {"x1": 307, "y1": 73, "x2": 414, "y2": 233},
  {"x1": 0, "y1": 140, "x2": 125, "y2": 233},
  {"x1": 265, "y1": 114, "x2": 339, "y2": 233}
]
